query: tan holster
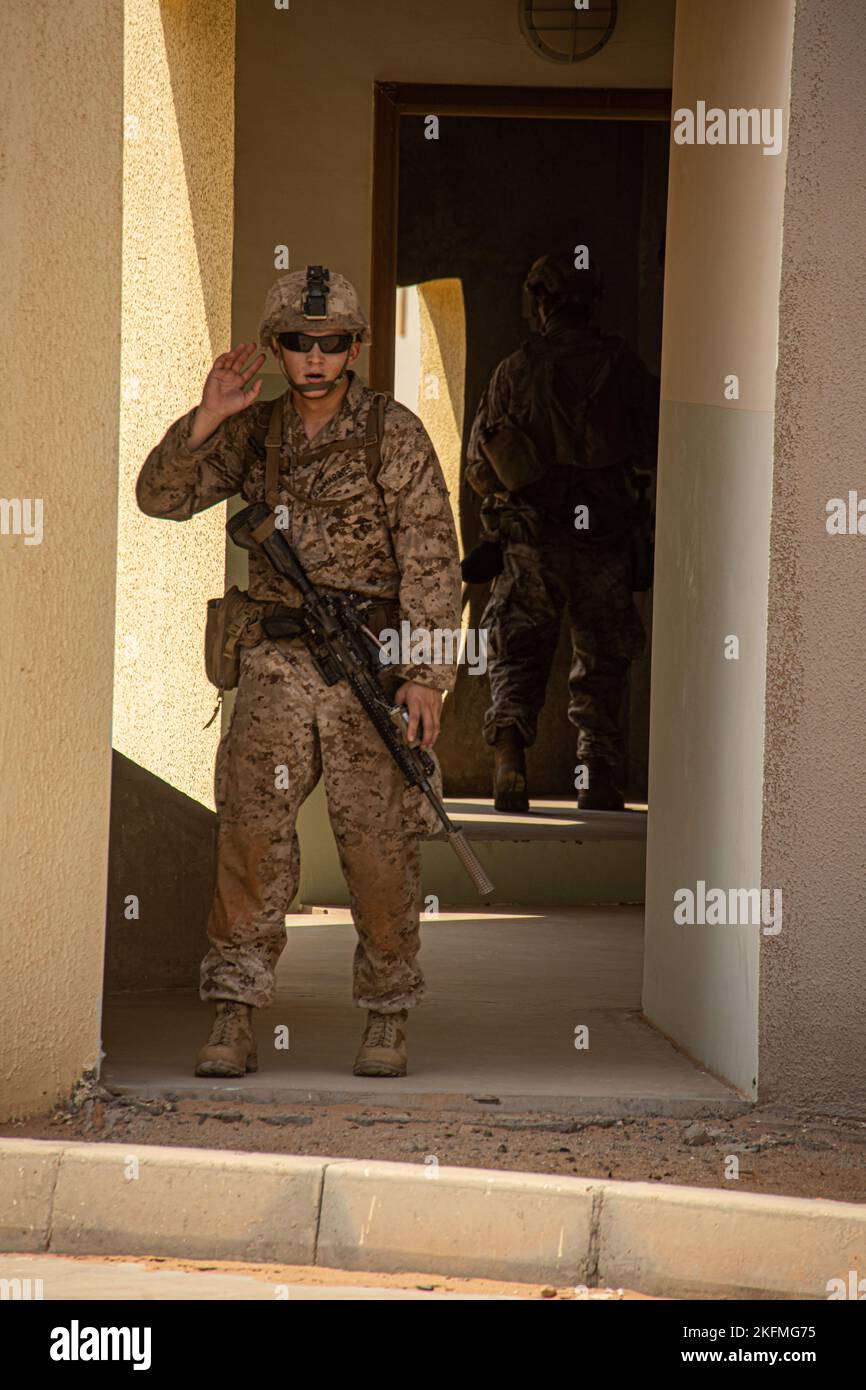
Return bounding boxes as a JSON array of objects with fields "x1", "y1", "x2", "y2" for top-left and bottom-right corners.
[{"x1": 204, "y1": 585, "x2": 272, "y2": 693}]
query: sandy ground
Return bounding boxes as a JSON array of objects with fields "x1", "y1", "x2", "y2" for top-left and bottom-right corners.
[{"x1": 3, "y1": 1084, "x2": 864, "y2": 1203}]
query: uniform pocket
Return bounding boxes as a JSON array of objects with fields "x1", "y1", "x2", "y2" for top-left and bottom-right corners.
[{"x1": 289, "y1": 455, "x2": 371, "y2": 509}]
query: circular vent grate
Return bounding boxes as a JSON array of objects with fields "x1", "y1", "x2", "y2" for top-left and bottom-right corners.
[{"x1": 518, "y1": 0, "x2": 618, "y2": 65}]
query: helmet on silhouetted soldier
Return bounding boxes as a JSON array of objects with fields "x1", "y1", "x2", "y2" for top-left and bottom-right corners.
[{"x1": 523, "y1": 251, "x2": 602, "y2": 320}]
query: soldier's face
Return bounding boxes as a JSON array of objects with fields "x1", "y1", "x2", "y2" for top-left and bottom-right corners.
[{"x1": 275, "y1": 336, "x2": 361, "y2": 396}]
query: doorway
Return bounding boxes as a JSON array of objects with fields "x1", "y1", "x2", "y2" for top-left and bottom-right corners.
[{"x1": 373, "y1": 84, "x2": 670, "y2": 803}]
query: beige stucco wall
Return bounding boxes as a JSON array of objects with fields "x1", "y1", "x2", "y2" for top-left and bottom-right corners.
[
  {"x1": 643, "y1": 0, "x2": 795, "y2": 1096},
  {"x1": 0, "y1": 1, "x2": 124, "y2": 1118},
  {"x1": 417, "y1": 279, "x2": 466, "y2": 540},
  {"x1": 391, "y1": 278, "x2": 465, "y2": 541},
  {"x1": 760, "y1": 0, "x2": 866, "y2": 1115},
  {"x1": 115, "y1": 0, "x2": 236, "y2": 808}
]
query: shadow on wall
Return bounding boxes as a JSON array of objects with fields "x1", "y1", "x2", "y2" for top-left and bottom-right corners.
[{"x1": 104, "y1": 751, "x2": 216, "y2": 992}]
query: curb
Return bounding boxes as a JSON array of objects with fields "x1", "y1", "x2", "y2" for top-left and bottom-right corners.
[
  {"x1": 1, "y1": 1138, "x2": 862, "y2": 1298},
  {"x1": 105, "y1": 1080, "x2": 749, "y2": 1119}
]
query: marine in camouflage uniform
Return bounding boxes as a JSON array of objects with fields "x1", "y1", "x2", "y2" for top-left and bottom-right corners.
[
  {"x1": 465, "y1": 253, "x2": 659, "y2": 811},
  {"x1": 137, "y1": 268, "x2": 461, "y2": 1077}
]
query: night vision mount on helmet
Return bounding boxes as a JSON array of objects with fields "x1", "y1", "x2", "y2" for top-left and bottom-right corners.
[
  {"x1": 259, "y1": 265, "x2": 372, "y2": 396},
  {"x1": 303, "y1": 264, "x2": 331, "y2": 320}
]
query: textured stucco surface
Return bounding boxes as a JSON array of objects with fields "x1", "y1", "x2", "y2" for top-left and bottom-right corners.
[
  {"x1": 760, "y1": 0, "x2": 866, "y2": 1115},
  {"x1": 114, "y1": 0, "x2": 236, "y2": 808},
  {"x1": 0, "y1": 1, "x2": 124, "y2": 1117},
  {"x1": 417, "y1": 279, "x2": 465, "y2": 535},
  {"x1": 643, "y1": 0, "x2": 795, "y2": 1096}
]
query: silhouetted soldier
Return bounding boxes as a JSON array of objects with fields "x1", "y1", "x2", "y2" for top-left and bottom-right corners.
[{"x1": 465, "y1": 252, "x2": 658, "y2": 812}]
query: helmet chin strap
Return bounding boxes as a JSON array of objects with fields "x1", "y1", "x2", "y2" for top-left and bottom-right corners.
[{"x1": 275, "y1": 343, "x2": 352, "y2": 396}]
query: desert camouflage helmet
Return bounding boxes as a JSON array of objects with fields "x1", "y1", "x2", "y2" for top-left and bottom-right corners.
[
  {"x1": 259, "y1": 266, "x2": 371, "y2": 345},
  {"x1": 524, "y1": 251, "x2": 602, "y2": 306}
]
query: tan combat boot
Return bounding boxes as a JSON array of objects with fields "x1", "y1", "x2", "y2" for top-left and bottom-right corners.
[
  {"x1": 195, "y1": 1001, "x2": 257, "y2": 1077},
  {"x1": 353, "y1": 1009, "x2": 408, "y2": 1078}
]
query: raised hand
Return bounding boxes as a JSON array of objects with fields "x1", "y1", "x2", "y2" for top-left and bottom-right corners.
[
  {"x1": 188, "y1": 343, "x2": 267, "y2": 450},
  {"x1": 201, "y1": 343, "x2": 266, "y2": 420}
]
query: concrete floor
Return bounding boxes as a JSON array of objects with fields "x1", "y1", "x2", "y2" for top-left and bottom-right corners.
[{"x1": 102, "y1": 908, "x2": 741, "y2": 1115}]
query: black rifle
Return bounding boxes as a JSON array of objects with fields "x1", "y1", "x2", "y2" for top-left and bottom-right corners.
[{"x1": 227, "y1": 502, "x2": 494, "y2": 897}]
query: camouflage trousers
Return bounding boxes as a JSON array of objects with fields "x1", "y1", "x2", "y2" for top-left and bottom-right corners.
[
  {"x1": 202, "y1": 638, "x2": 441, "y2": 1012},
  {"x1": 481, "y1": 538, "x2": 645, "y2": 761}
]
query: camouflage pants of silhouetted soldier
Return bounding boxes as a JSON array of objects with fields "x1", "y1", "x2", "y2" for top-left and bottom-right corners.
[
  {"x1": 481, "y1": 537, "x2": 645, "y2": 761},
  {"x1": 201, "y1": 638, "x2": 441, "y2": 1013}
]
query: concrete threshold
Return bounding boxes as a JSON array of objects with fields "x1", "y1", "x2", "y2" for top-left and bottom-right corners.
[
  {"x1": 2, "y1": 1138, "x2": 861, "y2": 1299},
  {"x1": 105, "y1": 1083, "x2": 748, "y2": 1119},
  {"x1": 103, "y1": 909, "x2": 740, "y2": 1115}
]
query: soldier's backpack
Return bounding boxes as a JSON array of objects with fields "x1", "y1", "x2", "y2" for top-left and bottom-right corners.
[
  {"x1": 545, "y1": 335, "x2": 628, "y2": 470},
  {"x1": 470, "y1": 408, "x2": 548, "y2": 494},
  {"x1": 467, "y1": 334, "x2": 626, "y2": 497}
]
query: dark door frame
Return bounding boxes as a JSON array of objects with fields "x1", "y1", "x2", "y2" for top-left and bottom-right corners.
[{"x1": 369, "y1": 81, "x2": 672, "y2": 388}]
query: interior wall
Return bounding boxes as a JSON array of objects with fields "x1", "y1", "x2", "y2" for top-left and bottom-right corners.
[
  {"x1": 643, "y1": 0, "x2": 795, "y2": 1097},
  {"x1": 0, "y1": 0, "x2": 124, "y2": 1118},
  {"x1": 760, "y1": 0, "x2": 866, "y2": 1116}
]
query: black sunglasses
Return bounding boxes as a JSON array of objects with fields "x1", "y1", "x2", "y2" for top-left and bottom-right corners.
[{"x1": 277, "y1": 331, "x2": 354, "y2": 354}]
